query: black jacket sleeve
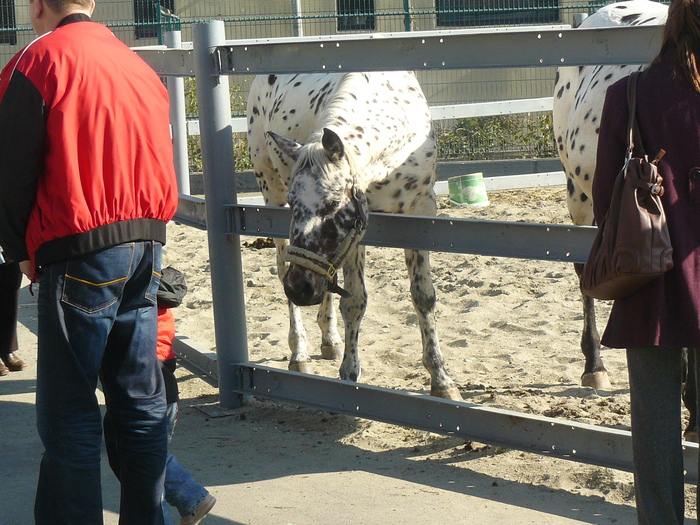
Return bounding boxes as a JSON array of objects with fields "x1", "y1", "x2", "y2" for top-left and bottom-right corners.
[{"x1": 0, "y1": 70, "x2": 45, "y2": 262}]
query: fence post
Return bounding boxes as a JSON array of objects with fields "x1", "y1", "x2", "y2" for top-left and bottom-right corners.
[
  {"x1": 165, "y1": 30, "x2": 190, "y2": 195},
  {"x1": 403, "y1": 0, "x2": 413, "y2": 31},
  {"x1": 292, "y1": 0, "x2": 304, "y2": 37},
  {"x1": 192, "y1": 20, "x2": 248, "y2": 408}
]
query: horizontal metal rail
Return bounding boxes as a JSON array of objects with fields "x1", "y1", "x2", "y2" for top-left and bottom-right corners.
[
  {"x1": 173, "y1": 336, "x2": 219, "y2": 387},
  {"x1": 170, "y1": 310, "x2": 700, "y2": 483},
  {"x1": 235, "y1": 363, "x2": 698, "y2": 483},
  {"x1": 133, "y1": 45, "x2": 194, "y2": 77},
  {"x1": 222, "y1": 25, "x2": 661, "y2": 73},
  {"x1": 135, "y1": 24, "x2": 664, "y2": 77},
  {"x1": 175, "y1": 194, "x2": 207, "y2": 230},
  {"x1": 431, "y1": 96, "x2": 553, "y2": 120},
  {"x1": 174, "y1": 194, "x2": 595, "y2": 262},
  {"x1": 481, "y1": 171, "x2": 566, "y2": 190},
  {"x1": 228, "y1": 204, "x2": 597, "y2": 264}
]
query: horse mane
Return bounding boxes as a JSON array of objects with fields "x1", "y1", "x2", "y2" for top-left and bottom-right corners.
[
  {"x1": 302, "y1": 73, "x2": 365, "y2": 182},
  {"x1": 317, "y1": 73, "x2": 362, "y2": 128},
  {"x1": 297, "y1": 131, "x2": 360, "y2": 184}
]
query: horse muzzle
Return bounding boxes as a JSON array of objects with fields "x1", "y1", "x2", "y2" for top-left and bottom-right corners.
[{"x1": 283, "y1": 264, "x2": 327, "y2": 306}]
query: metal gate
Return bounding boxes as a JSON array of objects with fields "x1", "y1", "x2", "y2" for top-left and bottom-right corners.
[{"x1": 135, "y1": 20, "x2": 698, "y2": 482}]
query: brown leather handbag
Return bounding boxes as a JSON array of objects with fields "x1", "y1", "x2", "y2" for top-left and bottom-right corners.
[{"x1": 580, "y1": 71, "x2": 673, "y2": 300}]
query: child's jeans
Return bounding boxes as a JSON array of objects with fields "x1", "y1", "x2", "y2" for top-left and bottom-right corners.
[{"x1": 162, "y1": 402, "x2": 210, "y2": 523}]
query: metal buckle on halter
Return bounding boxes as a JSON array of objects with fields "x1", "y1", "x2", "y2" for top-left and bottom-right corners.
[
  {"x1": 325, "y1": 264, "x2": 337, "y2": 281},
  {"x1": 352, "y1": 185, "x2": 367, "y2": 228}
]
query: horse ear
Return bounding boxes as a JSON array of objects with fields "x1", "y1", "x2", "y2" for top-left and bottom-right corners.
[
  {"x1": 322, "y1": 128, "x2": 344, "y2": 161},
  {"x1": 267, "y1": 131, "x2": 303, "y2": 162}
]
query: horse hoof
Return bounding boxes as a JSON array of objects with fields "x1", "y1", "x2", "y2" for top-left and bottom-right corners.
[
  {"x1": 289, "y1": 361, "x2": 313, "y2": 375},
  {"x1": 432, "y1": 386, "x2": 463, "y2": 402},
  {"x1": 321, "y1": 344, "x2": 343, "y2": 361},
  {"x1": 339, "y1": 367, "x2": 361, "y2": 383},
  {"x1": 581, "y1": 371, "x2": 612, "y2": 390},
  {"x1": 684, "y1": 429, "x2": 698, "y2": 443}
]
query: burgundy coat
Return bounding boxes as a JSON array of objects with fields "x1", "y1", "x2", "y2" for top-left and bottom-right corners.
[{"x1": 593, "y1": 52, "x2": 700, "y2": 349}]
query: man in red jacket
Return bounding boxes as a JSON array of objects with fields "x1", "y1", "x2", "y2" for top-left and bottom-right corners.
[{"x1": 0, "y1": 0, "x2": 179, "y2": 522}]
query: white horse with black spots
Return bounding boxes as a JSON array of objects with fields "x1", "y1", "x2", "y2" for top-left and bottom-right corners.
[
  {"x1": 553, "y1": 0, "x2": 697, "y2": 438},
  {"x1": 247, "y1": 71, "x2": 461, "y2": 401}
]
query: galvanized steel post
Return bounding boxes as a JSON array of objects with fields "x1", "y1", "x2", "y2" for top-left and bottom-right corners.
[
  {"x1": 292, "y1": 0, "x2": 304, "y2": 37},
  {"x1": 192, "y1": 20, "x2": 248, "y2": 408},
  {"x1": 165, "y1": 31, "x2": 190, "y2": 195}
]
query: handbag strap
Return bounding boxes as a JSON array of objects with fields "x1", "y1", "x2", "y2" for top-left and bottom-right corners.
[{"x1": 626, "y1": 71, "x2": 645, "y2": 158}]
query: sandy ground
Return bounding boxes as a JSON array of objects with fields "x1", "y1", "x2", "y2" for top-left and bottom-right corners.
[{"x1": 1, "y1": 186, "x2": 697, "y2": 524}]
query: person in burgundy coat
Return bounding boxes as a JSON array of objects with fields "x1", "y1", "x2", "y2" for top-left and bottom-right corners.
[{"x1": 593, "y1": 1, "x2": 700, "y2": 522}]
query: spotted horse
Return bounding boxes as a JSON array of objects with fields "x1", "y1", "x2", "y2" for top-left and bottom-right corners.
[
  {"x1": 246, "y1": 71, "x2": 461, "y2": 401},
  {"x1": 553, "y1": 0, "x2": 697, "y2": 439}
]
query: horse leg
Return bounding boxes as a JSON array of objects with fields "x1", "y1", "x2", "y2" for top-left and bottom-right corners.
[
  {"x1": 275, "y1": 238, "x2": 313, "y2": 374},
  {"x1": 317, "y1": 293, "x2": 344, "y2": 361},
  {"x1": 405, "y1": 249, "x2": 461, "y2": 401},
  {"x1": 338, "y1": 245, "x2": 367, "y2": 383},
  {"x1": 682, "y1": 348, "x2": 698, "y2": 442},
  {"x1": 574, "y1": 262, "x2": 611, "y2": 389}
]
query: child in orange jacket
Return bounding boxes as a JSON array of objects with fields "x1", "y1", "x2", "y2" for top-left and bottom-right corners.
[{"x1": 157, "y1": 267, "x2": 216, "y2": 525}]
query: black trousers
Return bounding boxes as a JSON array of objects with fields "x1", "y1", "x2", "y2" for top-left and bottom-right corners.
[{"x1": 0, "y1": 261, "x2": 22, "y2": 357}]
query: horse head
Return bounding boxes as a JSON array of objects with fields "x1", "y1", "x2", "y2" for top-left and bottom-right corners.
[{"x1": 267, "y1": 128, "x2": 369, "y2": 306}]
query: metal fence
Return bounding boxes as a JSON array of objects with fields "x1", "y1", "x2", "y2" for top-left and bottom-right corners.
[{"x1": 148, "y1": 21, "x2": 698, "y2": 480}]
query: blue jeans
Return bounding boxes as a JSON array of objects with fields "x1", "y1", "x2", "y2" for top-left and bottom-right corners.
[
  {"x1": 34, "y1": 242, "x2": 167, "y2": 525},
  {"x1": 162, "y1": 402, "x2": 210, "y2": 523}
]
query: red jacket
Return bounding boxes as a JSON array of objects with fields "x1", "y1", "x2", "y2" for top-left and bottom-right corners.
[
  {"x1": 0, "y1": 15, "x2": 178, "y2": 271},
  {"x1": 157, "y1": 306, "x2": 179, "y2": 403},
  {"x1": 157, "y1": 307, "x2": 176, "y2": 362}
]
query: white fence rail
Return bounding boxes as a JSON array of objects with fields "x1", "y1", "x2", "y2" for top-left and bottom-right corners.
[{"x1": 185, "y1": 97, "x2": 555, "y2": 135}]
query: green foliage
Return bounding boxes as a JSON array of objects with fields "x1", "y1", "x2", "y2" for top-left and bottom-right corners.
[
  {"x1": 523, "y1": 113, "x2": 557, "y2": 158},
  {"x1": 183, "y1": 78, "x2": 252, "y2": 173},
  {"x1": 183, "y1": 78, "x2": 202, "y2": 173},
  {"x1": 435, "y1": 113, "x2": 556, "y2": 161}
]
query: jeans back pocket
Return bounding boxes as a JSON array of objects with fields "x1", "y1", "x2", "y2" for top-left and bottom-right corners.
[{"x1": 61, "y1": 246, "x2": 133, "y2": 314}]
